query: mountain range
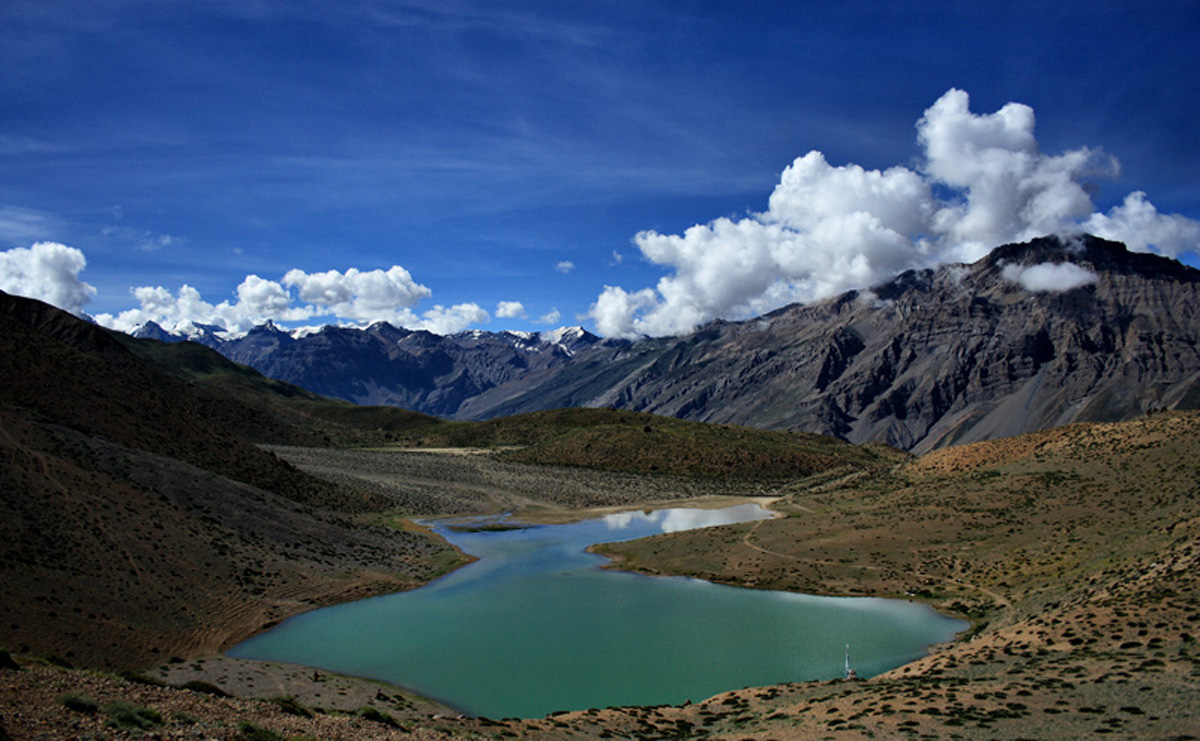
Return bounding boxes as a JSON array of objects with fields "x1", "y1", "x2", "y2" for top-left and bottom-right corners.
[
  {"x1": 135, "y1": 235, "x2": 1200, "y2": 452},
  {"x1": 135, "y1": 318, "x2": 607, "y2": 417}
]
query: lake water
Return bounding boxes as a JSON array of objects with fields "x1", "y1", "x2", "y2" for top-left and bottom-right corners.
[{"x1": 229, "y1": 503, "x2": 966, "y2": 718}]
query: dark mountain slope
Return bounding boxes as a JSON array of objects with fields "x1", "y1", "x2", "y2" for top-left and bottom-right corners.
[
  {"x1": 0, "y1": 290, "x2": 347, "y2": 506},
  {"x1": 110, "y1": 325, "x2": 445, "y2": 447},
  {"x1": 0, "y1": 290, "x2": 462, "y2": 668},
  {"x1": 464, "y1": 235, "x2": 1200, "y2": 452}
]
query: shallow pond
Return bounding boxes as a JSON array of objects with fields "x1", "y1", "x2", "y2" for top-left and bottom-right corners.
[{"x1": 229, "y1": 503, "x2": 965, "y2": 718}]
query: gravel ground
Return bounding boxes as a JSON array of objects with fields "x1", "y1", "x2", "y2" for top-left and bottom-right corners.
[
  {"x1": 268, "y1": 445, "x2": 779, "y2": 516},
  {"x1": 0, "y1": 661, "x2": 459, "y2": 740}
]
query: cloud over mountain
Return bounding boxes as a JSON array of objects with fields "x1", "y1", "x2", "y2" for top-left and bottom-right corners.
[
  {"x1": 589, "y1": 89, "x2": 1200, "y2": 338},
  {"x1": 89, "y1": 265, "x2": 485, "y2": 336},
  {"x1": 5, "y1": 88, "x2": 1198, "y2": 341},
  {"x1": 1001, "y1": 262, "x2": 1099, "y2": 293},
  {"x1": 0, "y1": 244, "x2": 491, "y2": 337},
  {"x1": 0, "y1": 241, "x2": 94, "y2": 315}
]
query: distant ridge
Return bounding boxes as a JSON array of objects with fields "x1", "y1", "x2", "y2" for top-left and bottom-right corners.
[
  {"x1": 133, "y1": 319, "x2": 608, "y2": 416},
  {"x1": 133, "y1": 235, "x2": 1200, "y2": 451}
]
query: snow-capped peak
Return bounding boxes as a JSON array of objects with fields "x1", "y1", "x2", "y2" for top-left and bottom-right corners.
[{"x1": 544, "y1": 326, "x2": 586, "y2": 345}]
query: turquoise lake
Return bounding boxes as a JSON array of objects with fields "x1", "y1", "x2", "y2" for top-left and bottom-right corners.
[{"x1": 229, "y1": 503, "x2": 966, "y2": 718}]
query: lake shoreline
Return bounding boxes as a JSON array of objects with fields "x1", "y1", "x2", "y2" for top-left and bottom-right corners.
[
  {"x1": 216, "y1": 500, "x2": 965, "y2": 719},
  {"x1": 135, "y1": 489, "x2": 978, "y2": 724},
  {"x1": 142, "y1": 494, "x2": 794, "y2": 720}
]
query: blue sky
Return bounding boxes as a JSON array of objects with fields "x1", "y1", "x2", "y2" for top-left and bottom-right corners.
[{"x1": 2, "y1": 1, "x2": 1198, "y2": 337}]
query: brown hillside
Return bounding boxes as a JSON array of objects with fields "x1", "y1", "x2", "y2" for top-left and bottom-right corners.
[
  {"x1": 0, "y1": 291, "x2": 467, "y2": 671},
  {"x1": 593, "y1": 411, "x2": 1200, "y2": 737}
]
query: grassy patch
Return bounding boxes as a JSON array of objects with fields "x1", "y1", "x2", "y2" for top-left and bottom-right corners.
[
  {"x1": 103, "y1": 700, "x2": 162, "y2": 731},
  {"x1": 358, "y1": 705, "x2": 400, "y2": 727},
  {"x1": 269, "y1": 695, "x2": 313, "y2": 717},
  {"x1": 238, "y1": 721, "x2": 286, "y2": 741},
  {"x1": 180, "y1": 679, "x2": 232, "y2": 697},
  {"x1": 58, "y1": 692, "x2": 99, "y2": 714}
]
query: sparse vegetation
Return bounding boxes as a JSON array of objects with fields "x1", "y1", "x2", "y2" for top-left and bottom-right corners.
[
  {"x1": 404, "y1": 407, "x2": 895, "y2": 480},
  {"x1": 358, "y1": 705, "x2": 400, "y2": 727},
  {"x1": 180, "y1": 679, "x2": 231, "y2": 697},
  {"x1": 58, "y1": 692, "x2": 99, "y2": 714},
  {"x1": 103, "y1": 700, "x2": 163, "y2": 730},
  {"x1": 0, "y1": 649, "x2": 19, "y2": 671},
  {"x1": 268, "y1": 694, "x2": 313, "y2": 717},
  {"x1": 237, "y1": 721, "x2": 286, "y2": 741}
]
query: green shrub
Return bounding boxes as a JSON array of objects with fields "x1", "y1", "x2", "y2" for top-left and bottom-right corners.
[
  {"x1": 173, "y1": 710, "x2": 199, "y2": 725},
  {"x1": 104, "y1": 700, "x2": 162, "y2": 730},
  {"x1": 117, "y1": 670, "x2": 165, "y2": 686},
  {"x1": 0, "y1": 649, "x2": 20, "y2": 671},
  {"x1": 268, "y1": 695, "x2": 312, "y2": 717},
  {"x1": 39, "y1": 654, "x2": 73, "y2": 669},
  {"x1": 58, "y1": 692, "x2": 99, "y2": 714},
  {"x1": 180, "y1": 679, "x2": 231, "y2": 697},
  {"x1": 238, "y1": 721, "x2": 285, "y2": 741},
  {"x1": 358, "y1": 705, "x2": 399, "y2": 727}
]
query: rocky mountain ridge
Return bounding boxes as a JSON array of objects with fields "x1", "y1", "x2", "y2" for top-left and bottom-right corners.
[
  {"x1": 133, "y1": 319, "x2": 608, "y2": 416},
  {"x1": 469, "y1": 235, "x2": 1200, "y2": 451},
  {"x1": 137, "y1": 235, "x2": 1200, "y2": 451}
]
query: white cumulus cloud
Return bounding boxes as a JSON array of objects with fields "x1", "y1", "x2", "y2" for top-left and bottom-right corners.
[
  {"x1": 282, "y1": 266, "x2": 432, "y2": 322},
  {"x1": 93, "y1": 262, "x2": 489, "y2": 336},
  {"x1": 496, "y1": 300, "x2": 527, "y2": 319},
  {"x1": 1001, "y1": 262, "x2": 1100, "y2": 293},
  {"x1": 589, "y1": 88, "x2": 1200, "y2": 338},
  {"x1": 417, "y1": 303, "x2": 490, "y2": 335},
  {"x1": 1083, "y1": 191, "x2": 1200, "y2": 257},
  {"x1": 556, "y1": 260, "x2": 575, "y2": 274},
  {"x1": 0, "y1": 242, "x2": 95, "y2": 315},
  {"x1": 96, "y1": 278, "x2": 313, "y2": 335}
]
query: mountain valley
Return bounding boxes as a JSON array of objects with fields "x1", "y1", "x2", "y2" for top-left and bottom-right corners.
[{"x1": 2, "y1": 235, "x2": 1199, "y2": 738}]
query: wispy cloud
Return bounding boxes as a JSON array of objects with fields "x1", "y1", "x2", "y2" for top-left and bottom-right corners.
[
  {"x1": 98, "y1": 224, "x2": 182, "y2": 252},
  {"x1": 0, "y1": 205, "x2": 66, "y2": 245}
]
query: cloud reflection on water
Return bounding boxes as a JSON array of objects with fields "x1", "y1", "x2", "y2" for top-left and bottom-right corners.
[{"x1": 602, "y1": 502, "x2": 772, "y2": 533}]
